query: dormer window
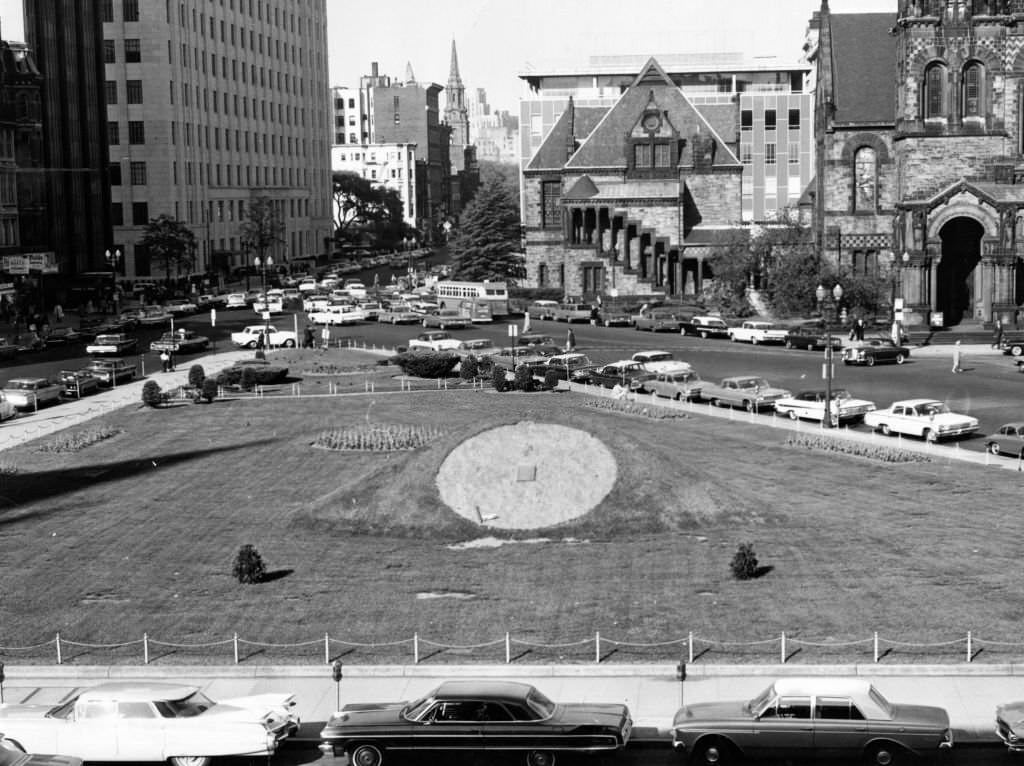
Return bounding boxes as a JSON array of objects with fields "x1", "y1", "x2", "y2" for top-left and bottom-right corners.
[{"x1": 628, "y1": 102, "x2": 678, "y2": 178}]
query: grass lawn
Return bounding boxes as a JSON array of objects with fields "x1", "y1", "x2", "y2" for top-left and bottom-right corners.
[{"x1": 0, "y1": 348, "x2": 1020, "y2": 666}]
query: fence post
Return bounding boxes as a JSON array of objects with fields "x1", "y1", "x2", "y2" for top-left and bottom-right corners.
[
  {"x1": 873, "y1": 632, "x2": 879, "y2": 663},
  {"x1": 780, "y1": 632, "x2": 786, "y2": 663},
  {"x1": 143, "y1": 633, "x2": 149, "y2": 665},
  {"x1": 595, "y1": 631, "x2": 601, "y2": 663},
  {"x1": 688, "y1": 631, "x2": 694, "y2": 663},
  {"x1": 325, "y1": 633, "x2": 330, "y2": 665},
  {"x1": 967, "y1": 631, "x2": 972, "y2": 662},
  {"x1": 506, "y1": 633, "x2": 511, "y2": 664},
  {"x1": 233, "y1": 633, "x2": 239, "y2": 664},
  {"x1": 55, "y1": 632, "x2": 62, "y2": 664},
  {"x1": 413, "y1": 633, "x2": 419, "y2": 664}
]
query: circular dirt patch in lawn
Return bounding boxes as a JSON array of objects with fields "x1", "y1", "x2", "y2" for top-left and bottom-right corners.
[{"x1": 437, "y1": 421, "x2": 617, "y2": 529}]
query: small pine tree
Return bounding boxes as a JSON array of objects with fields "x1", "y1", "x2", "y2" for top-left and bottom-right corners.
[
  {"x1": 232, "y1": 544, "x2": 266, "y2": 584},
  {"x1": 200, "y1": 376, "x2": 219, "y2": 403},
  {"x1": 460, "y1": 354, "x2": 479, "y2": 381},
  {"x1": 514, "y1": 364, "x2": 534, "y2": 392},
  {"x1": 543, "y1": 368, "x2": 561, "y2": 390},
  {"x1": 491, "y1": 364, "x2": 507, "y2": 392},
  {"x1": 730, "y1": 542, "x2": 760, "y2": 580},
  {"x1": 188, "y1": 364, "x2": 205, "y2": 388},
  {"x1": 141, "y1": 380, "x2": 164, "y2": 408}
]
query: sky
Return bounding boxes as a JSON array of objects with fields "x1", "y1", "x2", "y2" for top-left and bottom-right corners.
[{"x1": 0, "y1": 0, "x2": 894, "y2": 111}]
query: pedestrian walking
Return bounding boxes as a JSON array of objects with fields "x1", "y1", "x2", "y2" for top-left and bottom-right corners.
[
  {"x1": 54, "y1": 304, "x2": 63, "y2": 323},
  {"x1": 304, "y1": 325, "x2": 315, "y2": 349},
  {"x1": 160, "y1": 350, "x2": 170, "y2": 373},
  {"x1": 952, "y1": 340, "x2": 963, "y2": 373},
  {"x1": 993, "y1": 317, "x2": 1004, "y2": 349},
  {"x1": 168, "y1": 350, "x2": 176, "y2": 372},
  {"x1": 854, "y1": 317, "x2": 865, "y2": 341}
]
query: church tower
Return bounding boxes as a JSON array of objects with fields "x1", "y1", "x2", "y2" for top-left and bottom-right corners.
[{"x1": 444, "y1": 39, "x2": 470, "y2": 172}]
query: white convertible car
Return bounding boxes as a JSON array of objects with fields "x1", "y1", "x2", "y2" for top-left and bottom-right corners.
[{"x1": 0, "y1": 682, "x2": 299, "y2": 766}]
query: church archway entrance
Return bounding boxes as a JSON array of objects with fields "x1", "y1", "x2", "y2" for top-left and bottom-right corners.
[{"x1": 936, "y1": 217, "x2": 983, "y2": 326}]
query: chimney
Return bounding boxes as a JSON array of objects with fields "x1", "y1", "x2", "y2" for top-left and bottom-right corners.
[{"x1": 371, "y1": 62, "x2": 379, "y2": 77}]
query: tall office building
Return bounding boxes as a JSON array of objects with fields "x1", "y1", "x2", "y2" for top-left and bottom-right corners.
[{"x1": 93, "y1": 0, "x2": 332, "y2": 280}]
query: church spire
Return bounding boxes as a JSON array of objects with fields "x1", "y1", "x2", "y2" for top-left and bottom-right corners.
[
  {"x1": 448, "y1": 39, "x2": 462, "y2": 89},
  {"x1": 444, "y1": 39, "x2": 470, "y2": 172},
  {"x1": 404, "y1": 61, "x2": 416, "y2": 84}
]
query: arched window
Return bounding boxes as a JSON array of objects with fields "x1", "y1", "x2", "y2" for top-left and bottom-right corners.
[
  {"x1": 854, "y1": 146, "x2": 877, "y2": 212},
  {"x1": 962, "y1": 61, "x2": 983, "y2": 118},
  {"x1": 924, "y1": 63, "x2": 946, "y2": 119}
]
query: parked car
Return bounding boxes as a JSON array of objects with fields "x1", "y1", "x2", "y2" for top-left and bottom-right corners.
[
  {"x1": 683, "y1": 315, "x2": 731, "y2": 339},
  {"x1": 997, "y1": 698, "x2": 1024, "y2": 752},
  {"x1": 773, "y1": 389, "x2": 876, "y2": 424},
  {"x1": 784, "y1": 324, "x2": 844, "y2": 351},
  {"x1": 587, "y1": 360, "x2": 653, "y2": 391},
  {"x1": 631, "y1": 350, "x2": 693, "y2": 375},
  {"x1": 377, "y1": 306, "x2": 423, "y2": 324},
  {"x1": 525, "y1": 352, "x2": 596, "y2": 382},
  {"x1": 600, "y1": 307, "x2": 633, "y2": 327},
  {"x1": 700, "y1": 376, "x2": 791, "y2": 411},
  {"x1": 0, "y1": 392, "x2": 16, "y2": 421},
  {"x1": 150, "y1": 329, "x2": 211, "y2": 354},
  {"x1": 863, "y1": 398, "x2": 979, "y2": 441},
  {"x1": 453, "y1": 338, "x2": 496, "y2": 358},
  {"x1": 225, "y1": 292, "x2": 249, "y2": 309},
  {"x1": 635, "y1": 309, "x2": 686, "y2": 332},
  {"x1": 408, "y1": 331, "x2": 461, "y2": 352},
  {"x1": 984, "y1": 422, "x2": 1024, "y2": 458},
  {"x1": 59, "y1": 370, "x2": 102, "y2": 399},
  {"x1": 527, "y1": 300, "x2": 559, "y2": 320},
  {"x1": 553, "y1": 302, "x2": 592, "y2": 323},
  {"x1": 421, "y1": 309, "x2": 469, "y2": 330},
  {"x1": 43, "y1": 327, "x2": 82, "y2": 346},
  {"x1": 671, "y1": 677, "x2": 952, "y2": 766},
  {"x1": 252, "y1": 298, "x2": 285, "y2": 315},
  {"x1": 514, "y1": 333, "x2": 556, "y2": 348},
  {"x1": 85, "y1": 333, "x2": 138, "y2": 356},
  {"x1": 1, "y1": 735, "x2": 83, "y2": 766},
  {"x1": 842, "y1": 339, "x2": 910, "y2": 366},
  {"x1": 0, "y1": 681, "x2": 299, "y2": 766},
  {"x1": 728, "y1": 320, "x2": 789, "y2": 345},
  {"x1": 82, "y1": 358, "x2": 137, "y2": 386},
  {"x1": 229, "y1": 325, "x2": 297, "y2": 348},
  {"x1": 1, "y1": 378, "x2": 64, "y2": 410},
  {"x1": 999, "y1": 331, "x2": 1024, "y2": 357},
  {"x1": 136, "y1": 306, "x2": 173, "y2": 325},
  {"x1": 648, "y1": 366, "x2": 703, "y2": 401},
  {"x1": 164, "y1": 298, "x2": 197, "y2": 315},
  {"x1": 319, "y1": 680, "x2": 631, "y2": 766}
]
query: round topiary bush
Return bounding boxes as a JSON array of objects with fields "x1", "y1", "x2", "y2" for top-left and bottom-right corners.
[
  {"x1": 543, "y1": 368, "x2": 561, "y2": 390},
  {"x1": 393, "y1": 351, "x2": 459, "y2": 378},
  {"x1": 514, "y1": 364, "x2": 534, "y2": 392},
  {"x1": 188, "y1": 364, "x2": 205, "y2": 388},
  {"x1": 232, "y1": 543, "x2": 265, "y2": 584},
  {"x1": 141, "y1": 380, "x2": 164, "y2": 408},
  {"x1": 215, "y1": 363, "x2": 289, "y2": 387},
  {"x1": 199, "y1": 376, "x2": 219, "y2": 403},
  {"x1": 492, "y1": 364, "x2": 507, "y2": 392},
  {"x1": 460, "y1": 354, "x2": 479, "y2": 381},
  {"x1": 730, "y1": 542, "x2": 760, "y2": 580}
]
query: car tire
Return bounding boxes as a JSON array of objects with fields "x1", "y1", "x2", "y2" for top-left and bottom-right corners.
[
  {"x1": 787, "y1": 409, "x2": 799, "y2": 421},
  {"x1": 526, "y1": 751, "x2": 555, "y2": 766},
  {"x1": 701, "y1": 330, "x2": 709, "y2": 339},
  {"x1": 711, "y1": 398, "x2": 722, "y2": 408},
  {"x1": 692, "y1": 737, "x2": 732, "y2": 765},
  {"x1": 169, "y1": 757, "x2": 212, "y2": 766},
  {"x1": 895, "y1": 353, "x2": 905, "y2": 364},
  {"x1": 743, "y1": 400, "x2": 755, "y2": 412},
  {"x1": 865, "y1": 355, "x2": 876, "y2": 367},
  {"x1": 923, "y1": 428, "x2": 937, "y2": 443},
  {"x1": 283, "y1": 339, "x2": 296, "y2": 348},
  {"x1": 751, "y1": 337, "x2": 759, "y2": 345},
  {"x1": 988, "y1": 442, "x2": 1002, "y2": 456},
  {"x1": 862, "y1": 742, "x2": 902, "y2": 766},
  {"x1": 246, "y1": 341, "x2": 257, "y2": 349},
  {"x1": 879, "y1": 423, "x2": 892, "y2": 436},
  {"x1": 349, "y1": 744, "x2": 384, "y2": 766},
  {"x1": 1011, "y1": 344, "x2": 1024, "y2": 357}
]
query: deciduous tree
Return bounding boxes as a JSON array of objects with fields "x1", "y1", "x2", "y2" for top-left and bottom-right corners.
[{"x1": 137, "y1": 215, "x2": 197, "y2": 280}]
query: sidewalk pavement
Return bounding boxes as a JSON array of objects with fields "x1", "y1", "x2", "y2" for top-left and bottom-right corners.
[{"x1": 2, "y1": 663, "x2": 1019, "y2": 746}]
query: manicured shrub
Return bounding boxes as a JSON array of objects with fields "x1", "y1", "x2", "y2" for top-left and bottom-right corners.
[
  {"x1": 492, "y1": 364, "x2": 507, "y2": 392},
  {"x1": 460, "y1": 354, "x2": 479, "y2": 381},
  {"x1": 730, "y1": 543, "x2": 759, "y2": 580},
  {"x1": 142, "y1": 380, "x2": 164, "y2": 408},
  {"x1": 240, "y1": 366, "x2": 257, "y2": 390},
  {"x1": 392, "y1": 351, "x2": 459, "y2": 378},
  {"x1": 215, "y1": 364, "x2": 289, "y2": 387},
  {"x1": 513, "y1": 364, "x2": 534, "y2": 392},
  {"x1": 543, "y1": 368, "x2": 560, "y2": 390},
  {"x1": 199, "y1": 377, "x2": 219, "y2": 403},
  {"x1": 232, "y1": 544, "x2": 265, "y2": 584},
  {"x1": 188, "y1": 364, "x2": 205, "y2": 388}
]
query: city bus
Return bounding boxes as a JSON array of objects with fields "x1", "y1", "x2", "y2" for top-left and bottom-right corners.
[{"x1": 433, "y1": 280, "x2": 509, "y2": 322}]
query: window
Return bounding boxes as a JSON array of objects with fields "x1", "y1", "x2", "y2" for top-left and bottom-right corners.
[
  {"x1": 132, "y1": 203, "x2": 149, "y2": 225},
  {"x1": 541, "y1": 180, "x2": 561, "y2": 229},
  {"x1": 108, "y1": 121, "x2": 120, "y2": 145},
  {"x1": 816, "y1": 697, "x2": 865, "y2": 721},
  {"x1": 103, "y1": 40, "x2": 116, "y2": 63},
  {"x1": 125, "y1": 39, "x2": 141, "y2": 63},
  {"x1": 123, "y1": 0, "x2": 139, "y2": 21},
  {"x1": 788, "y1": 108, "x2": 801, "y2": 129},
  {"x1": 760, "y1": 697, "x2": 812, "y2": 720},
  {"x1": 963, "y1": 62, "x2": 983, "y2": 117},
  {"x1": 765, "y1": 110, "x2": 777, "y2": 131},
  {"x1": 128, "y1": 121, "x2": 145, "y2": 144},
  {"x1": 111, "y1": 203, "x2": 123, "y2": 226},
  {"x1": 130, "y1": 161, "x2": 147, "y2": 185},
  {"x1": 765, "y1": 143, "x2": 777, "y2": 165},
  {"x1": 101, "y1": 0, "x2": 113, "y2": 22},
  {"x1": 126, "y1": 80, "x2": 143, "y2": 104},
  {"x1": 788, "y1": 141, "x2": 800, "y2": 163},
  {"x1": 109, "y1": 163, "x2": 122, "y2": 185},
  {"x1": 854, "y1": 146, "x2": 877, "y2": 212},
  {"x1": 740, "y1": 142, "x2": 752, "y2": 164},
  {"x1": 925, "y1": 63, "x2": 946, "y2": 118},
  {"x1": 105, "y1": 81, "x2": 117, "y2": 105},
  {"x1": 741, "y1": 110, "x2": 752, "y2": 131},
  {"x1": 634, "y1": 143, "x2": 651, "y2": 167}
]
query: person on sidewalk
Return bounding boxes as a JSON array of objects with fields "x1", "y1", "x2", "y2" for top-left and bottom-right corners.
[
  {"x1": 993, "y1": 317, "x2": 1004, "y2": 349},
  {"x1": 160, "y1": 350, "x2": 170, "y2": 373},
  {"x1": 952, "y1": 340, "x2": 963, "y2": 373}
]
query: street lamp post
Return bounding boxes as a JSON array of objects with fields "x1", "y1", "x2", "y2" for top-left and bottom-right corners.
[
  {"x1": 254, "y1": 254, "x2": 273, "y2": 353},
  {"x1": 816, "y1": 282, "x2": 844, "y2": 428},
  {"x1": 105, "y1": 249, "x2": 121, "y2": 313}
]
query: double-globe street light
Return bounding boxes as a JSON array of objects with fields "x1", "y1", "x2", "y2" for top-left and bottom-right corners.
[
  {"x1": 815, "y1": 282, "x2": 844, "y2": 428},
  {"x1": 105, "y1": 249, "x2": 121, "y2": 313},
  {"x1": 253, "y1": 254, "x2": 273, "y2": 352}
]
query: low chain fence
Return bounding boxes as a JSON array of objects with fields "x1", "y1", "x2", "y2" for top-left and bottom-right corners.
[{"x1": 3, "y1": 630, "x2": 1023, "y2": 666}]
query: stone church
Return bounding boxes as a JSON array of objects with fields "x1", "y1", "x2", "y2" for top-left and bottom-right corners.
[{"x1": 522, "y1": 0, "x2": 1024, "y2": 326}]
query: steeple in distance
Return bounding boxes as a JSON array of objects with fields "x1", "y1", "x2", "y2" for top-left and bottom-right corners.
[{"x1": 444, "y1": 38, "x2": 470, "y2": 172}]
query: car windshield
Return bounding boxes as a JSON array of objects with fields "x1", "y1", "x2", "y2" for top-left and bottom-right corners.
[
  {"x1": 918, "y1": 402, "x2": 951, "y2": 416},
  {"x1": 868, "y1": 685, "x2": 894, "y2": 718},
  {"x1": 47, "y1": 696, "x2": 78, "y2": 719},
  {"x1": 644, "y1": 353, "x2": 673, "y2": 362},
  {"x1": 745, "y1": 685, "x2": 776, "y2": 715},
  {"x1": 154, "y1": 691, "x2": 215, "y2": 718},
  {"x1": 403, "y1": 693, "x2": 434, "y2": 720},
  {"x1": 526, "y1": 687, "x2": 556, "y2": 718},
  {"x1": 8, "y1": 381, "x2": 34, "y2": 390},
  {"x1": 670, "y1": 372, "x2": 698, "y2": 383},
  {"x1": 737, "y1": 377, "x2": 769, "y2": 389}
]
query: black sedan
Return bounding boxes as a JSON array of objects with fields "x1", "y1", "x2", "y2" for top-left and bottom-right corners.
[
  {"x1": 783, "y1": 325, "x2": 843, "y2": 350},
  {"x1": 841, "y1": 338, "x2": 910, "y2": 366},
  {"x1": 319, "y1": 680, "x2": 632, "y2": 766}
]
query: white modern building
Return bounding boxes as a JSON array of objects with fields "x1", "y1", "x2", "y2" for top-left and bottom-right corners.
[{"x1": 331, "y1": 142, "x2": 417, "y2": 229}]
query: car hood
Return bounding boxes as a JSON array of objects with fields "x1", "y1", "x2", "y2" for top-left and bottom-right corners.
[{"x1": 672, "y1": 701, "x2": 750, "y2": 727}]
